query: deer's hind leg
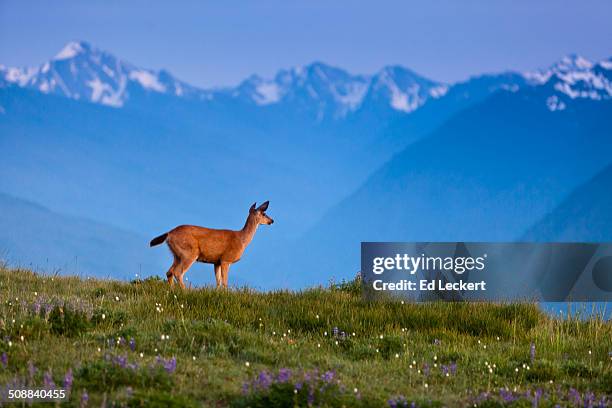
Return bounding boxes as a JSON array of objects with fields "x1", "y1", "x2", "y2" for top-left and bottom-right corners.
[
  {"x1": 166, "y1": 255, "x2": 179, "y2": 286},
  {"x1": 175, "y1": 256, "x2": 197, "y2": 289}
]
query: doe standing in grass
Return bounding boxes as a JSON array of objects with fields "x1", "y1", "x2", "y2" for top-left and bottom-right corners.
[{"x1": 149, "y1": 201, "x2": 274, "y2": 288}]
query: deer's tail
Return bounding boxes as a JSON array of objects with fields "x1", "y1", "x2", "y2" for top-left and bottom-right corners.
[{"x1": 149, "y1": 233, "x2": 168, "y2": 247}]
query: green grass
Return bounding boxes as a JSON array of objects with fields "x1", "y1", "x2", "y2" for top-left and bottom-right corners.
[{"x1": 0, "y1": 266, "x2": 610, "y2": 407}]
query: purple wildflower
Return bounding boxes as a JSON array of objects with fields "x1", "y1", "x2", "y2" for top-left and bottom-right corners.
[
  {"x1": 322, "y1": 370, "x2": 335, "y2": 383},
  {"x1": 277, "y1": 368, "x2": 291, "y2": 383},
  {"x1": 129, "y1": 337, "x2": 136, "y2": 351},
  {"x1": 28, "y1": 361, "x2": 37, "y2": 382},
  {"x1": 499, "y1": 388, "x2": 516, "y2": 403},
  {"x1": 256, "y1": 370, "x2": 272, "y2": 390},
  {"x1": 422, "y1": 363, "x2": 430, "y2": 376},
  {"x1": 163, "y1": 357, "x2": 177, "y2": 374},
  {"x1": 114, "y1": 354, "x2": 128, "y2": 369},
  {"x1": 43, "y1": 369, "x2": 55, "y2": 389},
  {"x1": 1, "y1": 352, "x2": 7, "y2": 368},
  {"x1": 63, "y1": 368, "x2": 73, "y2": 392},
  {"x1": 241, "y1": 382, "x2": 250, "y2": 395},
  {"x1": 80, "y1": 390, "x2": 89, "y2": 408}
]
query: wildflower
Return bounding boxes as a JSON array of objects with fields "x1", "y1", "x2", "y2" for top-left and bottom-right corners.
[
  {"x1": 80, "y1": 390, "x2": 89, "y2": 408},
  {"x1": 43, "y1": 369, "x2": 55, "y2": 389},
  {"x1": 530, "y1": 343, "x2": 536, "y2": 362},
  {"x1": 192, "y1": 356, "x2": 196, "y2": 361},
  {"x1": 115, "y1": 296, "x2": 119, "y2": 301},
  {"x1": 129, "y1": 338, "x2": 136, "y2": 351},
  {"x1": 256, "y1": 370, "x2": 272, "y2": 390},
  {"x1": 63, "y1": 368, "x2": 73, "y2": 392},
  {"x1": 163, "y1": 357, "x2": 176, "y2": 374},
  {"x1": 322, "y1": 370, "x2": 335, "y2": 383},
  {"x1": 1, "y1": 352, "x2": 7, "y2": 368},
  {"x1": 139, "y1": 352, "x2": 144, "y2": 358},
  {"x1": 277, "y1": 368, "x2": 291, "y2": 383},
  {"x1": 245, "y1": 361, "x2": 250, "y2": 367}
]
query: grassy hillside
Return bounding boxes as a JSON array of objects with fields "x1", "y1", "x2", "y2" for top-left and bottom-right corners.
[{"x1": 0, "y1": 266, "x2": 609, "y2": 407}]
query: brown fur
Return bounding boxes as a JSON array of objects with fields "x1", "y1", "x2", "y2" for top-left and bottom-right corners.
[{"x1": 150, "y1": 201, "x2": 273, "y2": 288}]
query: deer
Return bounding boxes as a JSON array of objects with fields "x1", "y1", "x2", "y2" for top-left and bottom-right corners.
[{"x1": 149, "y1": 201, "x2": 274, "y2": 288}]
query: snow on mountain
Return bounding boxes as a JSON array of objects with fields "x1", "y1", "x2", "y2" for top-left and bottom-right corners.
[
  {"x1": 233, "y1": 62, "x2": 372, "y2": 118},
  {"x1": 0, "y1": 41, "x2": 210, "y2": 107},
  {"x1": 364, "y1": 65, "x2": 448, "y2": 113},
  {"x1": 1, "y1": 41, "x2": 610, "y2": 118},
  {"x1": 524, "y1": 54, "x2": 612, "y2": 111},
  {"x1": 233, "y1": 62, "x2": 449, "y2": 119}
]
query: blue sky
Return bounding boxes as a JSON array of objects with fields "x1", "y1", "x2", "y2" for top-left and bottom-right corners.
[{"x1": 1, "y1": 1, "x2": 611, "y2": 88}]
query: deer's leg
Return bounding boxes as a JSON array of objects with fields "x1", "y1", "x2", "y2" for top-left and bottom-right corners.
[
  {"x1": 176, "y1": 257, "x2": 197, "y2": 290},
  {"x1": 166, "y1": 255, "x2": 179, "y2": 286},
  {"x1": 214, "y1": 264, "x2": 223, "y2": 288},
  {"x1": 221, "y1": 262, "x2": 231, "y2": 289}
]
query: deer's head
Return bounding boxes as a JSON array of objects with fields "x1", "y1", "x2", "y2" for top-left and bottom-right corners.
[{"x1": 249, "y1": 201, "x2": 274, "y2": 225}]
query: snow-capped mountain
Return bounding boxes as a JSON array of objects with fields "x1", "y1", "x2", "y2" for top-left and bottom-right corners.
[
  {"x1": 1, "y1": 41, "x2": 611, "y2": 120},
  {"x1": 524, "y1": 54, "x2": 612, "y2": 111},
  {"x1": 232, "y1": 62, "x2": 449, "y2": 119},
  {"x1": 362, "y1": 65, "x2": 448, "y2": 113},
  {"x1": 0, "y1": 41, "x2": 450, "y2": 119},
  {"x1": 232, "y1": 62, "x2": 371, "y2": 118},
  {"x1": 0, "y1": 41, "x2": 210, "y2": 107}
]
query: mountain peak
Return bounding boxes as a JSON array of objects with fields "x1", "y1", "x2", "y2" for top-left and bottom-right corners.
[
  {"x1": 53, "y1": 40, "x2": 92, "y2": 61},
  {"x1": 553, "y1": 54, "x2": 593, "y2": 71}
]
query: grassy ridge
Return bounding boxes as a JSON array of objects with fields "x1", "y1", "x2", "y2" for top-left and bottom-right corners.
[{"x1": 0, "y1": 266, "x2": 610, "y2": 407}]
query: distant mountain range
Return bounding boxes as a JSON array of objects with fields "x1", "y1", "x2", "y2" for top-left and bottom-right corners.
[{"x1": 1, "y1": 41, "x2": 610, "y2": 287}]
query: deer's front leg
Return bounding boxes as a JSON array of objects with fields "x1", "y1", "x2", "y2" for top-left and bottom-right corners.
[
  {"x1": 214, "y1": 264, "x2": 222, "y2": 288},
  {"x1": 221, "y1": 262, "x2": 231, "y2": 288}
]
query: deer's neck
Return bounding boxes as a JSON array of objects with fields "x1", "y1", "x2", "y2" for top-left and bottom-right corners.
[{"x1": 239, "y1": 215, "x2": 259, "y2": 246}]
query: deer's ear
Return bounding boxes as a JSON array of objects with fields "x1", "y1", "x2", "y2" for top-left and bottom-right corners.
[
  {"x1": 250, "y1": 202, "x2": 257, "y2": 212},
  {"x1": 257, "y1": 201, "x2": 269, "y2": 212}
]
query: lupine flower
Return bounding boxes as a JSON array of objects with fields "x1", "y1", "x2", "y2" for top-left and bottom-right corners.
[
  {"x1": 256, "y1": 370, "x2": 272, "y2": 390},
  {"x1": 1, "y1": 352, "x2": 7, "y2": 368},
  {"x1": 322, "y1": 370, "x2": 335, "y2": 383},
  {"x1": 80, "y1": 390, "x2": 89, "y2": 408},
  {"x1": 28, "y1": 361, "x2": 37, "y2": 382},
  {"x1": 163, "y1": 357, "x2": 176, "y2": 374},
  {"x1": 63, "y1": 368, "x2": 73, "y2": 392},
  {"x1": 277, "y1": 368, "x2": 291, "y2": 383},
  {"x1": 43, "y1": 370, "x2": 55, "y2": 389},
  {"x1": 129, "y1": 338, "x2": 136, "y2": 351}
]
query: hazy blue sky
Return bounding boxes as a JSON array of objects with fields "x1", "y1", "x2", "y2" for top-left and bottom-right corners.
[{"x1": 1, "y1": 1, "x2": 611, "y2": 87}]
